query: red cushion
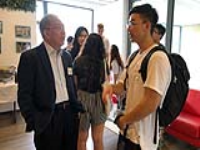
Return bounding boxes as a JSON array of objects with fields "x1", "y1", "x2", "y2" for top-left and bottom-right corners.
[
  {"x1": 166, "y1": 127, "x2": 200, "y2": 147},
  {"x1": 169, "y1": 111, "x2": 200, "y2": 138},
  {"x1": 182, "y1": 89, "x2": 200, "y2": 116}
]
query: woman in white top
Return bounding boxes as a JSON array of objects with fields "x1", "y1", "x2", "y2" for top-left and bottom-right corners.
[
  {"x1": 109, "y1": 45, "x2": 125, "y2": 115},
  {"x1": 110, "y1": 44, "x2": 124, "y2": 83}
]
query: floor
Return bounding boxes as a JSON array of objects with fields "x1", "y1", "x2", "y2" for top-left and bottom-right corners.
[
  {"x1": 0, "y1": 111, "x2": 118, "y2": 150},
  {"x1": 0, "y1": 111, "x2": 199, "y2": 150}
]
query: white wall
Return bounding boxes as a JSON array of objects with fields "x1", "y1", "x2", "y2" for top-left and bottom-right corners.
[
  {"x1": 0, "y1": 9, "x2": 36, "y2": 67},
  {"x1": 181, "y1": 24, "x2": 200, "y2": 89},
  {"x1": 0, "y1": 9, "x2": 36, "y2": 113}
]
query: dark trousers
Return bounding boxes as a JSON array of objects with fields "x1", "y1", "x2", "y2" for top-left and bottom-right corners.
[
  {"x1": 34, "y1": 103, "x2": 79, "y2": 150},
  {"x1": 117, "y1": 133, "x2": 141, "y2": 150},
  {"x1": 124, "y1": 139, "x2": 141, "y2": 150}
]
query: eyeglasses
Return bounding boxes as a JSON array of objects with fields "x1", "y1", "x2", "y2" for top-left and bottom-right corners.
[
  {"x1": 127, "y1": 21, "x2": 138, "y2": 27},
  {"x1": 126, "y1": 20, "x2": 146, "y2": 27}
]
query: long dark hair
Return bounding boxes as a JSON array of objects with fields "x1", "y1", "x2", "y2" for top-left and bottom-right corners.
[
  {"x1": 70, "y1": 26, "x2": 88, "y2": 60},
  {"x1": 82, "y1": 33, "x2": 106, "y2": 60},
  {"x1": 75, "y1": 33, "x2": 107, "y2": 90},
  {"x1": 110, "y1": 44, "x2": 124, "y2": 70}
]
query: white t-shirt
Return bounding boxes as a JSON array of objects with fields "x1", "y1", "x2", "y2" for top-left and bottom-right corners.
[
  {"x1": 103, "y1": 37, "x2": 110, "y2": 54},
  {"x1": 118, "y1": 44, "x2": 171, "y2": 150},
  {"x1": 111, "y1": 59, "x2": 122, "y2": 75}
]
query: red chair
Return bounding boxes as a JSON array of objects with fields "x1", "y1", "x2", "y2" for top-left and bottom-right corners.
[{"x1": 165, "y1": 89, "x2": 200, "y2": 148}]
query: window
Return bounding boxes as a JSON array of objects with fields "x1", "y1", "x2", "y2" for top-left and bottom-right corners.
[
  {"x1": 36, "y1": 1, "x2": 93, "y2": 48},
  {"x1": 174, "y1": 0, "x2": 200, "y2": 89}
]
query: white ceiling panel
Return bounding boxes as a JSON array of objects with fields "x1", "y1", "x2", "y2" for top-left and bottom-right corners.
[{"x1": 40, "y1": 0, "x2": 118, "y2": 9}]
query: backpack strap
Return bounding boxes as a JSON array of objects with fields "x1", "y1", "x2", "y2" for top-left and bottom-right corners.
[
  {"x1": 139, "y1": 45, "x2": 167, "y2": 82},
  {"x1": 153, "y1": 109, "x2": 158, "y2": 144},
  {"x1": 126, "y1": 50, "x2": 139, "y2": 69},
  {"x1": 124, "y1": 50, "x2": 139, "y2": 90}
]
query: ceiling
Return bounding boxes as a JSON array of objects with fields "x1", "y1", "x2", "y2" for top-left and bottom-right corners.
[
  {"x1": 42, "y1": 0, "x2": 118, "y2": 9},
  {"x1": 39, "y1": 0, "x2": 200, "y2": 26}
]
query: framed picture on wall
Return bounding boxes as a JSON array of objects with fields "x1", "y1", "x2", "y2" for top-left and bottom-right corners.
[
  {"x1": 16, "y1": 41, "x2": 31, "y2": 53},
  {"x1": 0, "y1": 21, "x2": 2, "y2": 34},
  {"x1": 15, "y1": 25, "x2": 31, "y2": 39}
]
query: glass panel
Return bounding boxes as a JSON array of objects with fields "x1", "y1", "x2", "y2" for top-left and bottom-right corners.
[
  {"x1": 48, "y1": 3, "x2": 93, "y2": 48},
  {"x1": 36, "y1": 1, "x2": 44, "y2": 45},
  {"x1": 36, "y1": 23, "x2": 42, "y2": 45},
  {"x1": 35, "y1": 2, "x2": 93, "y2": 47},
  {"x1": 36, "y1": 1, "x2": 44, "y2": 22},
  {"x1": 174, "y1": 0, "x2": 200, "y2": 89},
  {"x1": 172, "y1": 25, "x2": 181, "y2": 53}
]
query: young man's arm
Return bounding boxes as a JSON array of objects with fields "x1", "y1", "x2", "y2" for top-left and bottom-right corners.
[{"x1": 118, "y1": 87, "x2": 161, "y2": 129}]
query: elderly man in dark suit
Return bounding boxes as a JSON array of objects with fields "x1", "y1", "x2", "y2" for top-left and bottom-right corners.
[{"x1": 17, "y1": 14, "x2": 84, "y2": 150}]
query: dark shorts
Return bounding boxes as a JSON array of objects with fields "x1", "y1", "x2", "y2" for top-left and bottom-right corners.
[{"x1": 77, "y1": 90, "x2": 107, "y2": 131}]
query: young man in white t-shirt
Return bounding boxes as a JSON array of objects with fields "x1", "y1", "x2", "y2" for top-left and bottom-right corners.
[{"x1": 102, "y1": 4, "x2": 171, "y2": 150}]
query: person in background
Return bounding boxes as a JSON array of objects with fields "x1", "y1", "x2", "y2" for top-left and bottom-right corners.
[
  {"x1": 109, "y1": 44, "x2": 125, "y2": 114},
  {"x1": 110, "y1": 44, "x2": 124, "y2": 83},
  {"x1": 70, "y1": 26, "x2": 89, "y2": 60},
  {"x1": 17, "y1": 14, "x2": 84, "y2": 150},
  {"x1": 97, "y1": 23, "x2": 110, "y2": 62},
  {"x1": 152, "y1": 23, "x2": 166, "y2": 48},
  {"x1": 73, "y1": 33, "x2": 107, "y2": 150},
  {"x1": 102, "y1": 4, "x2": 171, "y2": 150},
  {"x1": 65, "y1": 35, "x2": 74, "y2": 52}
]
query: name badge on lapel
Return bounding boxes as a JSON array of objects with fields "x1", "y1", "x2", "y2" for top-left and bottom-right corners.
[{"x1": 67, "y1": 67, "x2": 73, "y2": 75}]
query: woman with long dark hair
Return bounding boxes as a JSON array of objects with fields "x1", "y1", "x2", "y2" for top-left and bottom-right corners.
[
  {"x1": 73, "y1": 33, "x2": 108, "y2": 150},
  {"x1": 70, "y1": 26, "x2": 89, "y2": 60},
  {"x1": 110, "y1": 44, "x2": 124, "y2": 83}
]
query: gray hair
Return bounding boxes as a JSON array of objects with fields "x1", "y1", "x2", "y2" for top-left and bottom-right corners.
[{"x1": 39, "y1": 14, "x2": 57, "y2": 38}]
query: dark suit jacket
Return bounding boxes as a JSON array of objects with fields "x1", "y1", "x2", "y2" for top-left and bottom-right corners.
[{"x1": 17, "y1": 43, "x2": 83, "y2": 134}]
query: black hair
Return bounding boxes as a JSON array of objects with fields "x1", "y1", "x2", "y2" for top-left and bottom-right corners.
[
  {"x1": 70, "y1": 26, "x2": 89, "y2": 60},
  {"x1": 67, "y1": 36, "x2": 74, "y2": 43},
  {"x1": 155, "y1": 24, "x2": 166, "y2": 38},
  {"x1": 82, "y1": 33, "x2": 105, "y2": 60},
  {"x1": 74, "y1": 26, "x2": 88, "y2": 41},
  {"x1": 129, "y1": 4, "x2": 158, "y2": 33},
  {"x1": 110, "y1": 44, "x2": 124, "y2": 70}
]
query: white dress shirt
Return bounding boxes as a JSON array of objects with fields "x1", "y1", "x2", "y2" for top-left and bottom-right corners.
[{"x1": 44, "y1": 42, "x2": 69, "y2": 103}]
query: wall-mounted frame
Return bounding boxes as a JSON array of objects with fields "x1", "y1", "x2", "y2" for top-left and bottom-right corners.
[
  {"x1": 15, "y1": 25, "x2": 31, "y2": 39},
  {"x1": 0, "y1": 21, "x2": 2, "y2": 34},
  {"x1": 16, "y1": 41, "x2": 31, "y2": 53}
]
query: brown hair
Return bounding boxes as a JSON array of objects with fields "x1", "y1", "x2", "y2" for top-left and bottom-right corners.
[{"x1": 97, "y1": 23, "x2": 104, "y2": 29}]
